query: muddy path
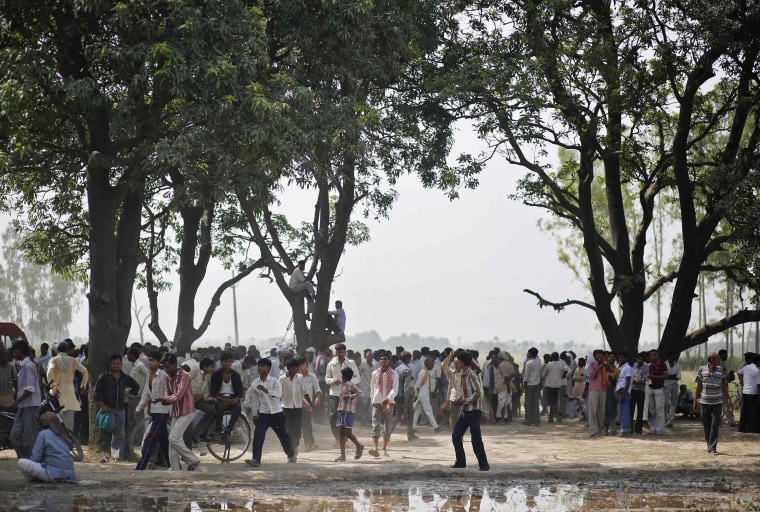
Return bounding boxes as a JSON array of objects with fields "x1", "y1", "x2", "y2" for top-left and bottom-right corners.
[{"x1": 1, "y1": 417, "x2": 759, "y2": 510}]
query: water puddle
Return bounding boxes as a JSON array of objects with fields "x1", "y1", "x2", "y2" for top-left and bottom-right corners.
[{"x1": 4, "y1": 484, "x2": 754, "y2": 511}]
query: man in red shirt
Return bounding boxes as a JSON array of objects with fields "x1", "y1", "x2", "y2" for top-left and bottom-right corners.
[
  {"x1": 587, "y1": 349, "x2": 613, "y2": 437},
  {"x1": 160, "y1": 354, "x2": 200, "y2": 471},
  {"x1": 646, "y1": 350, "x2": 668, "y2": 435}
]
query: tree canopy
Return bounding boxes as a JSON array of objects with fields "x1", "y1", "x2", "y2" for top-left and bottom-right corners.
[
  {"x1": 0, "y1": 0, "x2": 280, "y2": 380},
  {"x1": 429, "y1": 0, "x2": 760, "y2": 355}
]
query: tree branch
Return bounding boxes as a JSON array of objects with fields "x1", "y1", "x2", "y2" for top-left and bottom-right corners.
[
  {"x1": 683, "y1": 309, "x2": 760, "y2": 349},
  {"x1": 194, "y1": 259, "x2": 268, "y2": 338},
  {"x1": 523, "y1": 289, "x2": 596, "y2": 312}
]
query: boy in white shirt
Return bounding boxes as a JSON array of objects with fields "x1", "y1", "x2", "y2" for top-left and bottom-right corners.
[{"x1": 243, "y1": 358, "x2": 297, "y2": 467}]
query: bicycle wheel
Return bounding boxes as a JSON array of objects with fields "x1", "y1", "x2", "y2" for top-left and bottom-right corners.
[
  {"x1": 206, "y1": 413, "x2": 251, "y2": 462},
  {"x1": 68, "y1": 433, "x2": 84, "y2": 462},
  {"x1": 127, "y1": 417, "x2": 151, "y2": 462}
]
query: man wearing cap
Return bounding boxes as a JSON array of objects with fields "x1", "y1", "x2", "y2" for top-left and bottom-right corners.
[{"x1": 289, "y1": 260, "x2": 315, "y2": 320}]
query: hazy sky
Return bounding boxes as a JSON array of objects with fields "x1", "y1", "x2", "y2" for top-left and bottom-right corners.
[
  {"x1": 54, "y1": 126, "x2": 664, "y2": 349},
  {"x1": 63, "y1": 147, "x2": 616, "y2": 348}
]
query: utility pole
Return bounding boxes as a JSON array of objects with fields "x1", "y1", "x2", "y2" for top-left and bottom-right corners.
[{"x1": 232, "y1": 270, "x2": 239, "y2": 346}]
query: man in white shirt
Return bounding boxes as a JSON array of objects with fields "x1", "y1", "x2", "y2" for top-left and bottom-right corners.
[
  {"x1": 325, "y1": 343, "x2": 360, "y2": 442},
  {"x1": 616, "y1": 352, "x2": 633, "y2": 434},
  {"x1": 288, "y1": 260, "x2": 315, "y2": 319},
  {"x1": 544, "y1": 353, "x2": 565, "y2": 424},
  {"x1": 280, "y1": 359, "x2": 306, "y2": 452},
  {"x1": 522, "y1": 348, "x2": 542, "y2": 427},
  {"x1": 299, "y1": 357, "x2": 321, "y2": 451},
  {"x1": 268, "y1": 348, "x2": 281, "y2": 379},
  {"x1": 47, "y1": 341, "x2": 89, "y2": 432},
  {"x1": 738, "y1": 353, "x2": 760, "y2": 433},
  {"x1": 413, "y1": 358, "x2": 445, "y2": 433},
  {"x1": 239, "y1": 356, "x2": 257, "y2": 391},
  {"x1": 368, "y1": 352, "x2": 398, "y2": 457},
  {"x1": 357, "y1": 349, "x2": 378, "y2": 426},
  {"x1": 129, "y1": 349, "x2": 149, "y2": 394},
  {"x1": 243, "y1": 358, "x2": 297, "y2": 467},
  {"x1": 664, "y1": 352, "x2": 682, "y2": 427}
]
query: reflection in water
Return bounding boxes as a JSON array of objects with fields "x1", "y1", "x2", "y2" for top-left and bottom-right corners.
[
  {"x1": 353, "y1": 485, "x2": 585, "y2": 511},
  {"x1": 3, "y1": 483, "x2": 748, "y2": 511}
]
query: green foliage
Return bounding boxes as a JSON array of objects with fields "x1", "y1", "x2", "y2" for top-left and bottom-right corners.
[
  {"x1": 426, "y1": 0, "x2": 760, "y2": 353},
  {"x1": 0, "y1": 0, "x2": 279, "y2": 273}
]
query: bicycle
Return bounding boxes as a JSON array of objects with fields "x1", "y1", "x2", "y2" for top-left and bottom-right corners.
[
  {"x1": 129, "y1": 409, "x2": 251, "y2": 464},
  {"x1": 202, "y1": 410, "x2": 251, "y2": 463},
  {"x1": 730, "y1": 381, "x2": 742, "y2": 411}
]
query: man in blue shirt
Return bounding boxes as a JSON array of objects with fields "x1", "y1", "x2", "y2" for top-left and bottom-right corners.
[
  {"x1": 18, "y1": 412, "x2": 78, "y2": 483},
  {"x1": 10, "y1": 340, "x2": 41, "y2": 459}
]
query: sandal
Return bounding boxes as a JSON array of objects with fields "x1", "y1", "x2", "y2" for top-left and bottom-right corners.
[{"x1": 355, "y1": 444, "x2": 364, "y2": 460}]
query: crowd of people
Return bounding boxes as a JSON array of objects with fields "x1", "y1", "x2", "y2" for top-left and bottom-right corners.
[{"x1": 2, "y1": 335, "x2": 759, "y2": 482}]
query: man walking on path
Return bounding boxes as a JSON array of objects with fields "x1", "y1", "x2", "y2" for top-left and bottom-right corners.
[
  {"x1": 368, "y1": 353, "x2": 398, "y2": 457},
  {"x1": 694, "y1": 352, "x2": 732, "y2": 455},
  {"x1": 244, "y1": 358, "x2": 297, "y2": 467},
  {"x1": 160, "y1": 354, "x2": 200, "y2": 471},
  {"x1": 450, "y1": 352, "x2": 489, "y2": 471}
]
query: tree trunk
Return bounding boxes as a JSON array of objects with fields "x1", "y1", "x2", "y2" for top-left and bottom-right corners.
[
  {"x1": 173, "y1": 201, "x2": 214, "y2": 355},
  {"x1": 85, "y1": 152, "x2": 145, "y2": 451}
]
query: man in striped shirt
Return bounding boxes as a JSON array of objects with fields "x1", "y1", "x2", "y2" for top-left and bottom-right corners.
[
  {"x1": 135, "y1": 351, "x2": 171, "y2": 470},
  {"x1": 694, "y1": 352, "x2": 732, "y2": 455},
  {"x1": 159, "y1": 354, "x2": 200, "y2": 471},
  {"x1": 450, "y1": 352, "x2": 490, "y2": 471}
]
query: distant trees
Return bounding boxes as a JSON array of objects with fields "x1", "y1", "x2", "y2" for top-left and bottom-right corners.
[{"x1": 0, "y1": 227, "x2": 81, "y2": 342}]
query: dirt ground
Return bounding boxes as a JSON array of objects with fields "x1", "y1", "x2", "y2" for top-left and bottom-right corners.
[{"x1": 1, "y1": 416, "x2": 759, "y2": 511}]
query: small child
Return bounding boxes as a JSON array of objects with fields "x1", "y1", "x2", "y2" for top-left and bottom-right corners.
[{"x1": 335, "y1": 367, "x2": 363, "y2": 462}]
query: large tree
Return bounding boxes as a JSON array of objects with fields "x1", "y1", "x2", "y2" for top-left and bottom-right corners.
[
  {"x1": 0, "y1": 0, "x2": 277, "y2": 443},
  {"x1": 236, "y1": 0, "x2": 466, "y2": 351},
  {"x1": 430, "y1": 0, "x2": 760, "y2": 356}
]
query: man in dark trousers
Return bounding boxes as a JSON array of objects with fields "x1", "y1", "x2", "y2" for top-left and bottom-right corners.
[{"x1": 450, "y1": 351, "x2": 489, "y2": 471}]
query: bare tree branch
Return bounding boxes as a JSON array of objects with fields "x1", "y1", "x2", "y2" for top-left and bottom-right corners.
[
  {"x1": 683, "y1": 309, "x2": 760, "y2": 349},
  {"x1": 523, "y1": 289, "x2": 597, "y2": 312}
]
